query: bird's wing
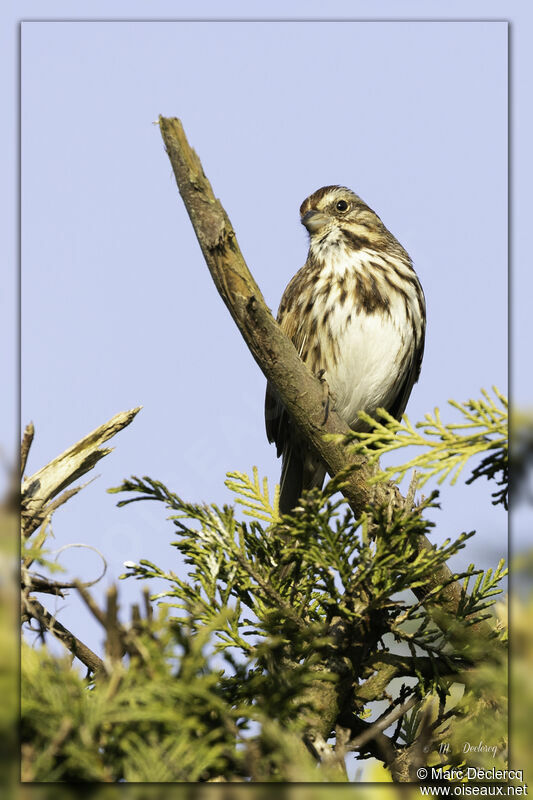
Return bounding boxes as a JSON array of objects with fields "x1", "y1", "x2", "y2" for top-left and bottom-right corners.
[
  {"x1": 264, "y1": 380, "x2": 286, "y2": 455},
  {"x1": 388, "y1": 325, "x2": 426, "y2": 422},
  {"x1": 264, "y1": 289, "x2": 310, "y2": 455}
]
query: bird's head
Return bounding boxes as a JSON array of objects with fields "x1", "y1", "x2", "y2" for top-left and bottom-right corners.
[{"x1": 300, "y1": 185, "x2": 385, "y2": 245}]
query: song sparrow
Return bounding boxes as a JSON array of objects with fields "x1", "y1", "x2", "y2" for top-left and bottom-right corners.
[{"x1": 265, "y1": 185, "x2": 426, "y2": 513}]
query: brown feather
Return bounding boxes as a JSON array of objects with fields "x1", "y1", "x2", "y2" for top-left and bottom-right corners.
[{"x1": 266, "y1": 185, "x2": 425, "y2": 513}]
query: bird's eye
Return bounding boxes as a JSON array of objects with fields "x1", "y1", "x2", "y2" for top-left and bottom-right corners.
[{"x1": 336, "y1": 200, "x2": 349, "y2": 212}]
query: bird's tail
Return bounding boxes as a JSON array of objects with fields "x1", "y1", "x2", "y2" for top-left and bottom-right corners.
[{"x1": 278, "y1": 445, "x2": 327, "y2": 515}]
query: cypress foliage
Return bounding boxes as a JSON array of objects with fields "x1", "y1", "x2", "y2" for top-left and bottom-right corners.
[{"x1": 21, "y1": 392, "x2": 508, "y2": 782}]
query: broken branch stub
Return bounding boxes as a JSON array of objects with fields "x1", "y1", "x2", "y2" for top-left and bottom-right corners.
[{"x1": 21, "y1": 407, "x2": 142, "y2": 538}]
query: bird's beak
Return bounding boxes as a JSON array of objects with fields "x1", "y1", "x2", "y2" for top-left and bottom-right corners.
[{"x1": 301, "y1": 209, "x2": 330, "y2": 234}]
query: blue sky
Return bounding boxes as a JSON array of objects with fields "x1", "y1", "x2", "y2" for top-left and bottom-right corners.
[{"x1": 5, "y1": 4, "x2": 530, "y2": 763}]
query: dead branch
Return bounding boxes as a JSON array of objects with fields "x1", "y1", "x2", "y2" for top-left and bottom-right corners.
[
  {"x1": 21, "y1": 407, "x2": 142, "y2": 538},
  {"x1": 21, "y1": 408, "x2": 141, "y2": 669},
  {"x1": 21, "y1": 422, "x2": 35, "y2": 477},
  {"x1": 22, "y1": 595, "x2": 105, "y2": 675}
]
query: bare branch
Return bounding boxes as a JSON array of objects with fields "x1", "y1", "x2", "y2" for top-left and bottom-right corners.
[
  {"x1": 22, "y1": 595, "x2": 105, "y2": 675},
  {"x1": 348, "y1": 695, "x2": 419, "y2": 752},
  {"x1": 356, "y1": 653, "x2": 465, "y2": 703},
  {"x1": 21, "y1": 406, "x2": 142, "y2": 538},
  {"x1": 75, "y1": 580, "x2": 108, "y2": 628},
  {"x1": 21, "y1": 422, "x2": 35, "y2": 477},
  {"x1": 22, "y1": 486, "x2": 83, "y2": 541}
]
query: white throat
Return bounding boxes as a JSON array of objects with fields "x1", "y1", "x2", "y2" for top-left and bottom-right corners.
[{"x1": 309, "y1": 227, "x2": 352, "y2": 274}]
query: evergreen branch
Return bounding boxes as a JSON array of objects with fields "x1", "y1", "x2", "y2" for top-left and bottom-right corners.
[
  {"x1": 457, "y1": 560, "x2": 508, "y2": 620},
  {"x1": 340, "y1": 388, "x2": 507, "y2": 507},
  {"x1": 117, "y1": 482, "x2": 307, "y2": 634},
  {"x1": 225, "y1": 467, "x2": 280, "y2": 522}
]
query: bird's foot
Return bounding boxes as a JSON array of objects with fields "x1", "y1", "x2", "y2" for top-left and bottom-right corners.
[{"x1": 316, "y1": 369, "x2": 334, "y2": 425}]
